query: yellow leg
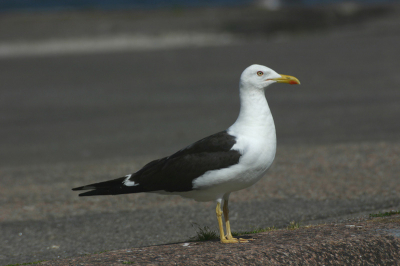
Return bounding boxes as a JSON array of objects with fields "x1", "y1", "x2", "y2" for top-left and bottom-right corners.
[
  {"x1": 223, "y1": 200, "x2": 234, "y2": 240},
  {"x1": 216, "y1": 202, "x2": 227, "y2": 242},
  {"x1": 216, "y1": 202, "x2": 238, "y2": 243},
  {"x1": 222, "y1": 200, "x2": 252, "y2": 243}
]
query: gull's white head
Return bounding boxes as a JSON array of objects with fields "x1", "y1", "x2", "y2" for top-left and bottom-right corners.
[{"x1": 240, "y1": 64, "x2": 300, "y2": 90}]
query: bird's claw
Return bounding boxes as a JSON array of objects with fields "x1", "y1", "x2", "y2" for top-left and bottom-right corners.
[
  {"x1": 221, "y1": 235, "x2": 254, "y2": 243},
  {"x1": 220, "y1": 238, "x2": 249, "y2": 243}
]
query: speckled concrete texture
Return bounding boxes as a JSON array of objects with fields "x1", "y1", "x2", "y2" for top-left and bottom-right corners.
[{"x1": 39, "y1": 215, "x2": 400, "y2": 265}]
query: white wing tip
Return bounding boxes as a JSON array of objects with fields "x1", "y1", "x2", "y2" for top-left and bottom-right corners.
[{"x1": 123, "y1": 174, "x2": 139, "y2": 187}]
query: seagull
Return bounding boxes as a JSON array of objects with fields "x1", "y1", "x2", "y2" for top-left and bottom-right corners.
[{"x1": 72, "y1": 64, "x2": 300, "y2": 243}]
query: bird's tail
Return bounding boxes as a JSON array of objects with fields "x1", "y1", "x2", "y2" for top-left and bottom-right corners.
[{"x1": 72, "y1": 176, "x2": 141, "y2": 197}]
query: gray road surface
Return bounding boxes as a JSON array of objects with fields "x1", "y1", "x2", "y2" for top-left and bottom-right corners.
[{"x1": 1, "y1": 5, "x2": 400, "y2": 265}]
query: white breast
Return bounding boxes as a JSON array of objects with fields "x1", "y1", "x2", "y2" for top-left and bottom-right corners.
[{"x1": 188, "y1": 104, "x2": 276, "y2": 201}]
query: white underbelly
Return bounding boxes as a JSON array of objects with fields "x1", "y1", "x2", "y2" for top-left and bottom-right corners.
[{"x1": 165, "y1": 166, "x2": 269, "y2": 202}]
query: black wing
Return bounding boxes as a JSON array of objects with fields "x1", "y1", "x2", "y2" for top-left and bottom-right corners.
[{"x1": 73, "y1": 130, "x2": 241, "y2": 196}]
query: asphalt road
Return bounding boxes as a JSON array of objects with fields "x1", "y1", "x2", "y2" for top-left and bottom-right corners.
[{"x1": 1, "y1": 6, "x2": 400, "y2": 265}]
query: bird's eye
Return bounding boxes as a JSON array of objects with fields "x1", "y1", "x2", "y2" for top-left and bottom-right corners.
[{"x1": 257, "y1": 71, "x2": 263, "y2": 76}]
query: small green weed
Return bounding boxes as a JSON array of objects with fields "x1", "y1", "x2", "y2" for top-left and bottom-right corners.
[
  {"x1": 287, "y1": 221, "x2": 301, "y2": 230},
  {"x1": 370, "y1": 210, "x2": 400, "y2": 217},
  {"x1": 232, "y1": 226, "x2": 276, "y2": 236},
  {"x1": 122, "y1": 261, "x2": 135, "y2": 265},
  {"x1": 190, "y1": 224, "x2": 219, "y2": 241}
]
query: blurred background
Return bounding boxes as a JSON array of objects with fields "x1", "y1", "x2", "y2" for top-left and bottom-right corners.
[
  {"x1": 1, "y1": 0, "x2": 399, "y2": 166},
  {"x1": 1, "y1": 0, "x2": 400, "y2": 264}
]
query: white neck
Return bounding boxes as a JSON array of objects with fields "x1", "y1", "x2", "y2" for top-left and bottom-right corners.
[{"x1": 228, "y1": 87, "x2": 276, "y2": 139}]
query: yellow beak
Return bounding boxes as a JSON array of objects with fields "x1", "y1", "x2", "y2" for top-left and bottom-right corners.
[{"x1": 271, "y1": 74, "x2": 300, "y2": 85}]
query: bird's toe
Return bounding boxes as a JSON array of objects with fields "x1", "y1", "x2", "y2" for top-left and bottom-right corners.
[{"x1": 220, "y1": 237, "x2": 250, "y2": 244}]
